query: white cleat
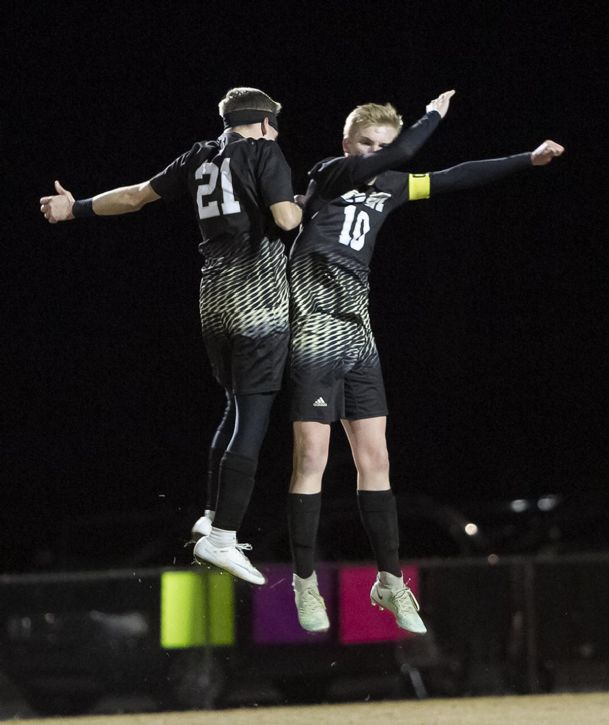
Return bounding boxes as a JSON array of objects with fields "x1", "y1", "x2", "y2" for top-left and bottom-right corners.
[
  {"x1": 193, "y1": 536, "x2": 266, "y2": 586},
  {"x1": 370, "y1": 572, "x2": 427, "y2": 634},
  {"x1": 293, "y1": 573, "x2": 330, "y2": 632},
  {"x1": 190, "y1": 515, "x2": 213, "y2": 541}
]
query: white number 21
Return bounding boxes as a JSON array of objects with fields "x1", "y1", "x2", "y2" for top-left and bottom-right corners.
[{"x1": 195, "y1": 158, "x2": 241, "y2": 219}]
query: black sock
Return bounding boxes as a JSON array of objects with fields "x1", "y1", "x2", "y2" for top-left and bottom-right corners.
[
  {"x1": 212, "y1": 451, "x2": 257, "y2": 531},
  {"x1": 357, "y1": 489, "x2": 401, "y2": 577},
  {"x1": 288, "y1": 492, "x2": 322, "y2": 579}
]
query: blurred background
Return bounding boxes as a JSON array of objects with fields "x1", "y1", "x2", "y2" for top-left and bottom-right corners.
[{"x1": 2, "y1": 0, "x2": 608, "y2": 717}]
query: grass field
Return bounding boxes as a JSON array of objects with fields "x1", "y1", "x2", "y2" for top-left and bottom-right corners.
[{"x1": 15, "y1": 693, "x2": 609, "y2": 725}]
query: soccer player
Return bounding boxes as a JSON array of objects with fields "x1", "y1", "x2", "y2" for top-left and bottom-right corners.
[
  {"x1": 40, "y1": 87, "x2": 302, "y2": 585},
  {"x1": 287, "y1": 92, "x2": 563, "y2": 632}
]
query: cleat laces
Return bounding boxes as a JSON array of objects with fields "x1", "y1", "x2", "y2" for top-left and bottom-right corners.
[
  {"x1": 301, "y1": 588, "x2": 326, "y2": 614},
  {"x1": 393, "y1": 586, "x2": 420, "y2": 613}
]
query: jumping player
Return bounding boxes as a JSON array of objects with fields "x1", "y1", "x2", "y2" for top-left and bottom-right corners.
[
  {"x1": 286, "y1": 91, "x2": 563, "y2": 632},
  {"x1": 40, "y1": 87, "x2": 302, "y2": 586}
]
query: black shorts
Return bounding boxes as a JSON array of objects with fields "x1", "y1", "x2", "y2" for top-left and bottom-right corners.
[
  {"x1": 289, "y1": 313, "x2": 387, "y2": 423},
  {"x1": 199, "y1": 239, "x2": 289, "y2": 395},
  {"x1": 203, "y1": 325, "x2": 289, "y2": 395}
]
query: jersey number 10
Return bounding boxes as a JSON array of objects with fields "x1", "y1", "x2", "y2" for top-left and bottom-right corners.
[
  {"x1": 195, "y1": 158, "x2": 241, "y2": 219},
  {"x1": 339, "y1": 206, "x2": 370, "y2": 251}
]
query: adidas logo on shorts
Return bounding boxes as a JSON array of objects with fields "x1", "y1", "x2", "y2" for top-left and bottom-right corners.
[{"x1": 313, "y1": 397, "x2": 328, "y2": 407}]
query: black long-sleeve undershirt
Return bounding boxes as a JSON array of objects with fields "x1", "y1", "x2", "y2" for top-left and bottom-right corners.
[{"x1": 428, "y1": 152, "x2": 532, "y2": 196}]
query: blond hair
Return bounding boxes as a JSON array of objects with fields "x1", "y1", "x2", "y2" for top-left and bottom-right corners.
[
  {"x1": 218, "y1": 87, "x2": 282, "y2": 117},
  {"x1": 343, "y1": 102, "x2": 402, "y2": 139}
]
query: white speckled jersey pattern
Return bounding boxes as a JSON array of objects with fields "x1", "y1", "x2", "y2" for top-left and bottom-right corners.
[{"x1": 199, "y1": 237, "x2": 289, "y2": 394}]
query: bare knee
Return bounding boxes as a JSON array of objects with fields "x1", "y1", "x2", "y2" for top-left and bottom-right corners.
[
  {"x1": 290, "y1": 423, "x2": 330, "y2": 492},
  {"x1": 293, "y1": 434, "x2": 329, "y2": 478},
  {"x1": 354, "y1": 445, "x2": 390, "y2": 479},
  {"x1": 342, "y1": 417, "x2": 390, "y2": 488}
]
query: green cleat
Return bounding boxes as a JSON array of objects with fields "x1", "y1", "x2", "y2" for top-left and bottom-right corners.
[
  {"x1": 293, "y1": 572, "x2": 330, "y2": 632},
  {"x1": 370, "y1": 571, "x2": 427, "y2": 634}
]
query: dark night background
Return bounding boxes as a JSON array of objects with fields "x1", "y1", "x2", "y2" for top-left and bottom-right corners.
[{"x1": 3, "y1": 1, "x2": 608, "y2": 573}]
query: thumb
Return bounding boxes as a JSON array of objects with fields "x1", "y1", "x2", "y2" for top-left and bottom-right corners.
[{"x1": 54, "y1": 179, "x2": 68, "y2": 195}]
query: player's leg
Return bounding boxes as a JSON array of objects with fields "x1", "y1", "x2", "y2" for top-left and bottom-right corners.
[
  {"x1": 287, "y1": 324, "x2": 344, "y2": 631},
  {"x1": 214, "y1": 391, "x2": 275, "y2": 531},
  {"x1": 288, "y1": 420, "x2": 331, "y2": 632},
  {"x1": 193, "y1": 267, "x2": 232, "y2": 541},
  {"x1": 341, "y1": 360, "x2": 397, "y2": 568},
  {"x1": 341, "y1": 415, "x2": 397, "y2": 571},
  {"x1": 191, "y1": 389, "x2": 236, "y2": 540},
  {"x1": 289, "y1": 420, "x2": 330, "y2": 576},
  {"x1": 194, "y1": 392, "x2": 276, "y2": 585},
  {"x1": 287, "y1": 309, "x2": 350, "y2": 631},
  {"x1": 342, "y1": 356, "x2": 427, "y2": 634},
  {"x1": 342, "y1": 415, "x2": 426, "y2": 634},
  {"x1": 194, "y1": 241, "x2": 288, "y2": 584}
]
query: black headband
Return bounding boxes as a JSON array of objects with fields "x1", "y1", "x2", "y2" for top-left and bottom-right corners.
[{"x1": 222, "y1": 109, "x2": 279, "y2": 131}]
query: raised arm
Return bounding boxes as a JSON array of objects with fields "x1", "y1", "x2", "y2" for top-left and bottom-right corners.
[
  {"x1": 348, "y1": 90, "x2": 456, "y2": 185},
  {"x1": 40, "y1": 179, "x2": 161, "y2": 223},
  {"x1": 407, "y1": 140, "x2": 565, "y2": 200},
  {"x1": 317, "y1": 90, "x2": 455, "y2": 200}
]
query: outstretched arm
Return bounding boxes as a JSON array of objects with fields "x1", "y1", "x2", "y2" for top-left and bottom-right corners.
[
  {"x1": 407, "y1": 140, "x2": 565, "y2": 200},
  {"x1": 40, "y1": 179, "x2": 161, "y2": 223},
  {"x1": 316, "y1": 90, "x2": 455, "y2": 200}
]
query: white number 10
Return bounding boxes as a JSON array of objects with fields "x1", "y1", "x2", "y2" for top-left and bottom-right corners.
[
  {"x1": 195, "y1": 158, "x2": 241, "y2": 219},
  {"x1": 339, "y1": 206, "x2": 370, "y2": 251}
]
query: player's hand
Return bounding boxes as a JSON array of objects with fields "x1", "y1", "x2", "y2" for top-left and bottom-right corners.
[
  {"x1": 426, "y1": 90, "x2": 456, "y2": 119},
  {"x1": 530, "y1": 140, "x2": 565, "y2": 166},
  {"x1": 40, "y1": 180, "x2": 75, "y2": 223}
]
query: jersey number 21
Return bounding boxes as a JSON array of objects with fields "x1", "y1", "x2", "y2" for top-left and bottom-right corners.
[{"x1": 195, "y1": 158, "x2": 241, "y2": 219}]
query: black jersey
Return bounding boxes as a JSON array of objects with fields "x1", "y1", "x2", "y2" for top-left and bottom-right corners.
[
  {"x1": 150, "y1": 131, "x2": 294, "y2": 253},
  {"x1": 288, "y1": 110, "x2": 442, "y2": 326},
  {"x1": 290, "y1": 169, "x2": 411, "y2": 323},
  {"x1": 289, "y1": 149, "x2": 532, "y2": 326}
]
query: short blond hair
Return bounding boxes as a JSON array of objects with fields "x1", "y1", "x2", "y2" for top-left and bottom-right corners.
[
  {"x1": 218, "y1": 87, "x2": 282, "y2": 116},
  {"x1": 343, "y1": 102, "x2": 403, "y2": 139}
]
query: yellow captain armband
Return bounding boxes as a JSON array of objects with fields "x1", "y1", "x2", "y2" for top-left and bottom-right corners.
[{"x1": 408, "y1": 173, "x2": 431, "y2": 201}]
